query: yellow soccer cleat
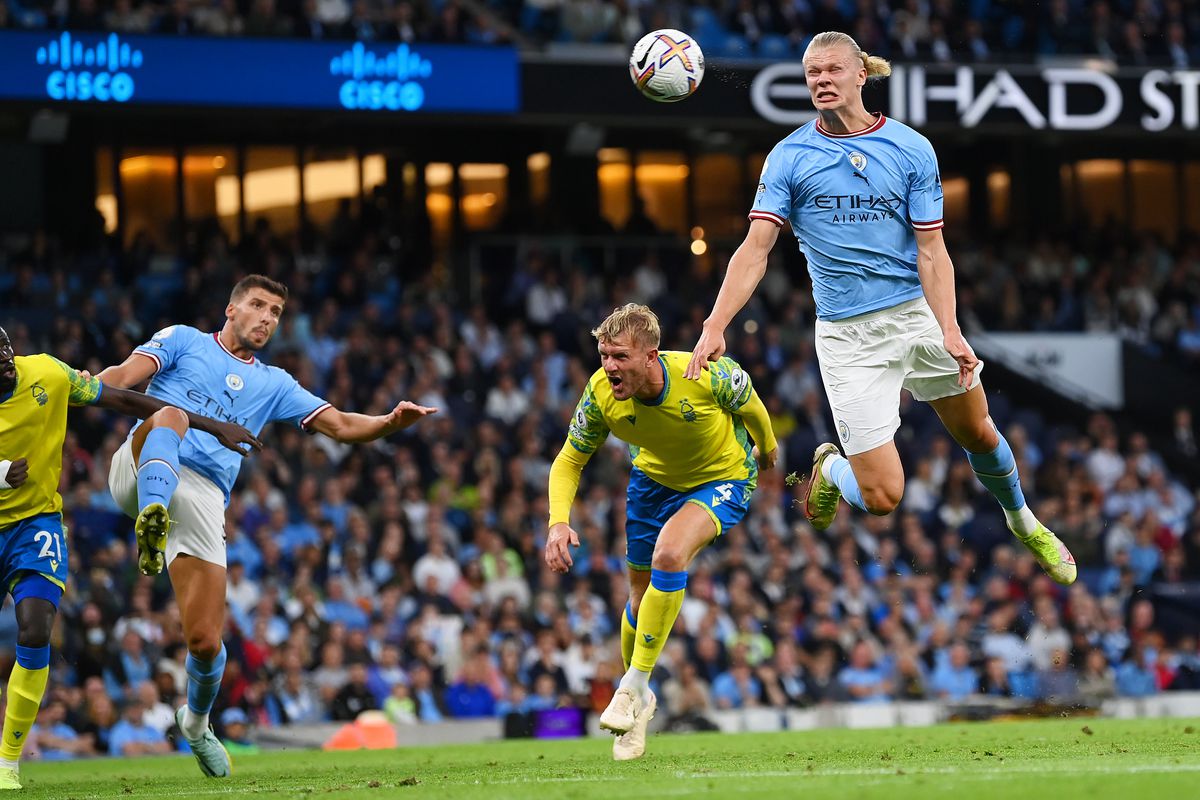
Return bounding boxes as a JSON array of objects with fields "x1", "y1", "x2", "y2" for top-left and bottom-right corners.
[
  {"x1": 1014, "y1": 522, "x2": 1077, "y2": 586},
  {"x1": 801, "y1": 443, "x2": 843, "y2": 531},
  {"x1": 613, "y1": 691, "x2": 656, "y2": 761},
  {"x1": 599, "y1": 687, "x2": 642, "y2": 736},
  {"x1": 0, "y1": 767, "x2": 21, "y2": 790},
  {"x1": 134, "y1": 502, "x2": 171, "y2": 576}
]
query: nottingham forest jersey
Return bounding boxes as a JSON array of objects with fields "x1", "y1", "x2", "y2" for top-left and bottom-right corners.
[
  {"x1": 0, "y1": 354, "x2": 102, "y2": 527},
  {"x1": 565, "y1": 351, "x2": 762, "y2": 492}
]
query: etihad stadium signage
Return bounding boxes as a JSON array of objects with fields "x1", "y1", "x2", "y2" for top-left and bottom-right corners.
[{"x1": 750, "y1": 63, "x2": 1200, "y2": 133}]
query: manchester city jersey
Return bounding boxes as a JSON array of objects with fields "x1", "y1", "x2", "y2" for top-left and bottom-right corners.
[
  {"x1": 750, "y1": 114, "x2": 944, "y2": 321},
  {"x1": 565, "y1": 351, "x2": 759, "y2": 492},
  {"x1": 133, "y1": 325, "x2": 329, "y2": 501}
]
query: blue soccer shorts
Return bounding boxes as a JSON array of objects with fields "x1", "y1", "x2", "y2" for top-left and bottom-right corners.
[
  {"x1": 0, "y1": 512, "x2": 69, "y2": 603},
  {"x1": 624, "y1": 468, "x2": 751, "y2": 571}
]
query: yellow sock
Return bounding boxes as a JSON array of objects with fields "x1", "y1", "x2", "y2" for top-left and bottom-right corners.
[
  {"x1": 630, "y1": 570, "x2": 686, "y2": 673},
  {"x1": 620, "y1": 602, "x2": 637, "y2": 671},
  {"x1": 0, "y1": 664, "x2": 48, "y2": 761}
]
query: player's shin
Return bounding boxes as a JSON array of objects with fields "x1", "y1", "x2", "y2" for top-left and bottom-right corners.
[
  {"x1": 823, "y1": 454, "x2": 867, "y2": 512},
  {"x1": 965, "y1": 433, "x2": 1037, "y2": 535},
  {"x1": 137, "y1": 427, "x2": 183, "y2": 512},
  {"x1": 620, "y1": 601, "x2": 637, "y2": 672},
  {"x1": 182, "y1": 643, "x2": 227, "y2": 739},
  {"x1": 0, "y1": 644, "x2": 49, "y2": 768},
  {"x1": 623, "y1": 569, "x2": 686, "y2": 700}
]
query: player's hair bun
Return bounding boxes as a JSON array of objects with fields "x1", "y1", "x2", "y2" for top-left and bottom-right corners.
[{"x1": 861, "y1": 53, "x2": 893, "y2": 79}]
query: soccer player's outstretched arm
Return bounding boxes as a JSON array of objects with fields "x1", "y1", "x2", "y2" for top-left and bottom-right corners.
[
  {"x1": 687, "y1": 219, "x2": 781, "y2": 379},
  {"x1": 307, "y1": 401, "x2": 438, "y2": 444},
  {"x1": 57, "y1": 357, "x2": 263, "y2": 455},
  {"x1": 545, "y1": 384, "x2": 609, "y2": 573}
]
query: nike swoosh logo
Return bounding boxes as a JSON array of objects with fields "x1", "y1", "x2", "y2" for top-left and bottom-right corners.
[{"x1": 636, "y1": 48, "x2": 653, "y2": 72}]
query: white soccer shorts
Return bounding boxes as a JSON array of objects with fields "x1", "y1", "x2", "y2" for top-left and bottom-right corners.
[
  {"x1": 108, "y1": 439, "x2": 228, "y2": 568},
  {"x1": 814, "y1": 297, "x2": 983, "y2": 456}
]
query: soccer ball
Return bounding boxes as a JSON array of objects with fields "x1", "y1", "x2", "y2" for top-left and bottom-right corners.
[{"x1": 629, "y1": 29, "x2": 705, "y2": 103}]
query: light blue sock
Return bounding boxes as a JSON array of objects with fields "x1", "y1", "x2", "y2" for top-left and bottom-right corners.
[
  {"x1": 966, "y1": 434, "x2": 1025, "y2": 511},
  {"x1": 186, "y1": 643, "x2": 226, "y2": 717},
  {"x1": 137, "y1": 428, "x2": 181, "y2": 512},
  {"x1": 826, "y1": 454, "x2": 867, "y2": 512}
]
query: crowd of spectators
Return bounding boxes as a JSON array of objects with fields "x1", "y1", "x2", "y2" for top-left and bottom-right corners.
[
  {"x1": 0, "y1": 204, "x2": 1198, "y2": 759},
  {"x1": 2, "y1": 0, "x2": 1198, "y2": 65},
  {"x1": 953, "y1": 229, "x2": 1200, "y2": 368}
]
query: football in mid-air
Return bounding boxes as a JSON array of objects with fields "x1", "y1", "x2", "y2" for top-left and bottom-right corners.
[{"x1": 629, "y1": 29, "x2": 705, "y2": 103}]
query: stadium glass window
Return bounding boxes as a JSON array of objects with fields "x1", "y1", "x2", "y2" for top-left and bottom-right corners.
[
  {"x1": 598, "y1": 147, "x2": 632, "y2": 231},
  {"x1": 941, "y1": 174, "x2": 968, "y2": 231},
  {"x1": 988, "y1": 169, "x2": 1010, "y2": 229},
  {"x1": 244, "y1": 146, "x2": 300, "y2": 235},
  {"x1": 1129, "y1": 160, "x2": 1177, "y2": 241},
  {"x1": 95, "y1": 147, "x2": 117, "y2": 235},
  {"x1": 1074, "y1": 159, "x2": 1126, "y2": 230},
  {"x1": 1187, "y1": 163, "x2": 1200, "y2": 235},
  {"x1": 635, "y1": 151, "x2": 688, "y2": 235},
  {"x1": 118, "y1": 148, "x2": 178, "y2": 249},
  {"x1": 694, "y1": 153, "x2": 743, "y2": 238},
  {"x1": 183, "y1": 147, "x2": 238, "y2": 243},
  {"x1": 459, "y1": 163, "x2": 508, "y2": 231},
  {"x1": 303, "y1": 147, "x2": 361, "y2": 231},
  {"x1": 426, "y1": 162, "x2": 454, "y2": 249}
]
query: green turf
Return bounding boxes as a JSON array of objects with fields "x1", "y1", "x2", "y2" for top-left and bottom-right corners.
[{"x1": 18, "y1": 717, "x2": 1200, "y2": 799}]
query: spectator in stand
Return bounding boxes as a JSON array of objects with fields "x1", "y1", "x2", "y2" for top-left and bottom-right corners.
[{"x1": 107, "y1": 702, "x2": 172, "y2": 758}]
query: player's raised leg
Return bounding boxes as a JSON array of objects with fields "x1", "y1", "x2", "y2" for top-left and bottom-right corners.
[
  {"x1": 603, "y1": 503, "x2": 713, "y2": 739},
  {"x1": 0, "y1": 576, "x2": 62, "y2": 789},
  {"x1": 802, "y1": 441, "x2": 904, "y2": 528},
  {"x1": 929, "y1": 386, "x2": 1076, "y2": 585},
  {"x1": 130, "y1": 407, "x2": 189, "y2": 576},
  {"x1": 170, "y1": 555, "x2": 232, "y2": 777}
]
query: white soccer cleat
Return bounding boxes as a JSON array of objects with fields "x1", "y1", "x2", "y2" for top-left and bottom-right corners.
[
  {"x1": 599, "y1": 687, "x2": 641, "y2": 735},
  {"x1": 613, "y1": 690, "x2": 656, "y2": 761},
  {"x1": 176, "y1": 706, "x2": 232, "y2": 778}
]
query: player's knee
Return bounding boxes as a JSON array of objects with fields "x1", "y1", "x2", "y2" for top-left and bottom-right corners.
[
  {"x1": 16, "y1": 613, "x2": 53, "y2": 650},
  {"x1": 150, "y1": 406, "x2": 190, "y2": 434},
  {"x1": 650, "y1": 544, "x2": 689, "y2": 572},
  {"x1": 186, "y1": 629, "x2": 223, "y2": 661},
  {"x1": 862, "y1": 483, "x2": 903, "y2": 516}
]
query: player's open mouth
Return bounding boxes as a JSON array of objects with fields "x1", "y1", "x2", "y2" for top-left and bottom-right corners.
[
  {"x1": 817, "y1": 91, "x2": 837, "y2": 101},
  {"x1": 607, "y1": 375, "x2": 623, "y2": 388}
]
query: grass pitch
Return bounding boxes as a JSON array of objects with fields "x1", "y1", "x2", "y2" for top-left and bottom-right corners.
[{"x1": 20, "y1": 717, "x2": 1199, "y2": 799}]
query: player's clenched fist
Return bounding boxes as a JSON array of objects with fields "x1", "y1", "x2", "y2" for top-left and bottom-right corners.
[{"x1": 544, "y1": 522, "x2": 580, "y2": 573}]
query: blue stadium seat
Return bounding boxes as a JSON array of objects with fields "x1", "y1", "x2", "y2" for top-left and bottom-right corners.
[
  {"x1": 718, "y1": 34, "x2": 751, "y2": 59},
  {"x1": 757, "y1": 34, "x2": 793, "y2": 60}
]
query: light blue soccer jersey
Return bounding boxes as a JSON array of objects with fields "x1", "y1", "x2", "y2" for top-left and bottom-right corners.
[
  {"x1": 750, "y1": 114, "x2": 944, "y2": 321},
  {"x1": 132, "y1": 325, "x2": 330, "y2": 501}
]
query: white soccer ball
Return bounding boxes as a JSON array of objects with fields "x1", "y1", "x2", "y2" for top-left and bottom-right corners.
[{"x1": 629, "y1": 29, "x2": 705, "y2": 103}]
